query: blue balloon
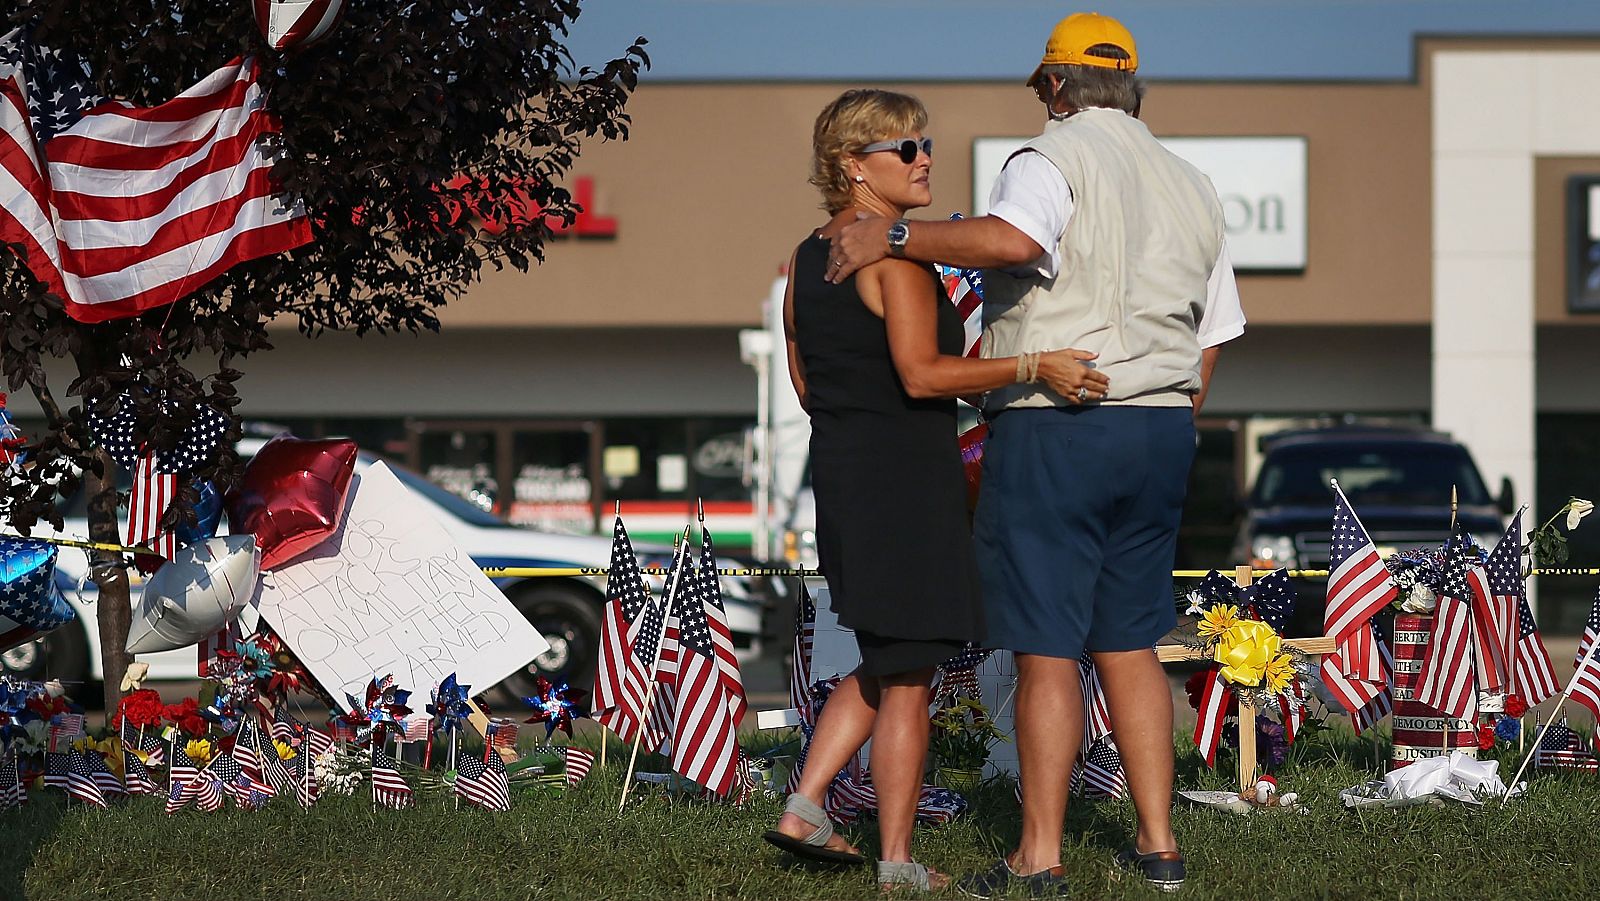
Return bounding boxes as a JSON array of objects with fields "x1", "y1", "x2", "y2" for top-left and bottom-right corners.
[
  {"x1": 0, "y1": 538, "x2": 74, "y2": 652},
  {"x1": 174, "y1": 480, "x2": 223, "y2": 546}
]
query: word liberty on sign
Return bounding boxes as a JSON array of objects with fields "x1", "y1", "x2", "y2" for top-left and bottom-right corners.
[{"x1": 254, "y1": 462, "x2": 548, "y2": 709}]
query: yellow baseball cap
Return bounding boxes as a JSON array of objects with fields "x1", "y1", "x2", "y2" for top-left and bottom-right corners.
[{"x1": 1026, "y1": 12, "x2": 1138, "y2": 85}]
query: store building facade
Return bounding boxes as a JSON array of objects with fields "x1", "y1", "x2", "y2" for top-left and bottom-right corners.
[{"x1": 12, "y1": 36, "x2": 1600, "y2": 622}]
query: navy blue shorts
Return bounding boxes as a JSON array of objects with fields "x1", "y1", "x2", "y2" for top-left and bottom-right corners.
[{"x1": 973, "y1": 406, "x2": 1196, "y2": 659}]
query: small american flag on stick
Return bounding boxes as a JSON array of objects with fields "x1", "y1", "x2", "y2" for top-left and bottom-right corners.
[
  {"x1": 369, "y1": 747, "x2": 414, "y2": 810},
  {"x1": 668, "y1": 554, "x2": 741, "y2": 797},
  {"x1": 454, "y1": 751, "x2": 511, "y2": 812}
]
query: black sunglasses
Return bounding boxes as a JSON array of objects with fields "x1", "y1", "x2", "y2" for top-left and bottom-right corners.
[{"x1": 859, "y1": 137, "x2": 933, "y2": 164}]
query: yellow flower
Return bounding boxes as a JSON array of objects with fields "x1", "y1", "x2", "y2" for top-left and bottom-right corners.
[
  {"x1": 1264, "y1": 652, "x2": 1297, "y2": 695},
  {"x1": 274, "y1": 740, "x2": 298, "y2": 761},
  {"x1": 186, "y1": 739, "x2": 214, "y2": 765},
  {"x1": 1212, "y1": 620, "x2": 1282, "y2": 688},
  {"x1": 1197, "y1": 604, "x2": 1240, "y2": 640}
]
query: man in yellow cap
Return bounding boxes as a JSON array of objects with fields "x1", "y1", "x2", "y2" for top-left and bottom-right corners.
[{"x1": 829, "y1": 11, "x2": 1244, "y2": 897}]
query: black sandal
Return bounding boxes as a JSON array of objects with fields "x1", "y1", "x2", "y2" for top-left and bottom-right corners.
[{"x1": 761, "y1": 794, "x2": 867, "y2": 866}]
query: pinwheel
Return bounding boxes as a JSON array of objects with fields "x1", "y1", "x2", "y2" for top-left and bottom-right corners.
[
  {"x1": 522, "y1": 678, "x2": 589, "y2": 739},
  {"x1": 340, "y1": 675, "x2": 411, "y2": 745},
  {"x1": 427, "y1": 674, "x2": 472, "y2": 735},
  {"x1": 200, "y1": 695, "x2": 241, "y2": 734},
  {"x1": 0, "y1": 677, "x2": 43, "y2": 720},
  {"x1": 241, "y1": 628, "x2": 311, "y2": 703}
]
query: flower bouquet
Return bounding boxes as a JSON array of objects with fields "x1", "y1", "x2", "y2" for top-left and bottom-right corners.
[{"x1": 928, "y1": 696, "x2": 1008, "y2": 793}]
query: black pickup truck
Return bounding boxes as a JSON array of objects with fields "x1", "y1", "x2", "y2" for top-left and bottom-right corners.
[{"x1": 1231, "y1": 426, "x2": 1515, "y2": 635}]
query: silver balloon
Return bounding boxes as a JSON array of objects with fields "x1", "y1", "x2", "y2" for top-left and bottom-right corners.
[{"x1": 126, "y1": 536, "x2": 260, "y2": 655}]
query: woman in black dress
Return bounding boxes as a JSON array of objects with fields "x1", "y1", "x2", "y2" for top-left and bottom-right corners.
[{"x1": 762, "y1": 89, "x2": 1109, "y2": 890}]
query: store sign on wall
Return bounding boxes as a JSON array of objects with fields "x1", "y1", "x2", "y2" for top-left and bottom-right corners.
[
  {"x1": 438, "y1": 175, "x2": 617, "y2": 238},
  {"x1": 1566, "y1": 175, "x2": 1600, "y2": 313},
  {"x1": 972, "y1": 135, "x2": 1307, "y2": 271}
]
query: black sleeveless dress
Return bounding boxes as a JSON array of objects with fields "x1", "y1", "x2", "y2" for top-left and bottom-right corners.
[{"x1": 792, "y1": 233, "x2": 984, "y2": 676}]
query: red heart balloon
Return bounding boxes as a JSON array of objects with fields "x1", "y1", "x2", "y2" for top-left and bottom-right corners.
[
  {"x1": 957, "y1": 422, "x2": 988, "y2": 514},
  {"x1": 228, "y1": 436, "x2": 358, "y2": 570}
]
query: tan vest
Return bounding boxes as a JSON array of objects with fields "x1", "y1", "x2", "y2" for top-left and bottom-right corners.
[{"x1": 981, "y1": 108, "x2": 1224, "y2": 411}]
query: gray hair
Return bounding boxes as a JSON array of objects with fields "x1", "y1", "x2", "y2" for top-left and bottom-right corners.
[{"x1": 1036, "y1": 63, "x2": 1145, "y2": 115}]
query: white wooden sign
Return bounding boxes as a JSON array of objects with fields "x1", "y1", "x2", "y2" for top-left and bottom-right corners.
[{"x1": 253, "y1": 461, "x2": 549, "y2": 710}]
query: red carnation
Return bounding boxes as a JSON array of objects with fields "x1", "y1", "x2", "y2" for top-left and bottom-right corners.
[
  {"x1": 1476, "y1": 725, "x2": 1496, "y2": 750},
  {"x1": 112, "y1": 689, "x2": 165, "y2": 730},
  {"x1": 1184, "y1": 670, "x2": 1209, "y2": 711},
  {"x1": 164, "y1": 697, "x2": 208, "y2": 738},
  {"x1": 1503, "y1": 695, "x2": 1528, "y2": 718}
]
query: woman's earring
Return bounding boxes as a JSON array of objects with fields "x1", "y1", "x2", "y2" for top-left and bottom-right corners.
[{"x1": 853, "y1": 175, "x2": 865, "y2": 183}]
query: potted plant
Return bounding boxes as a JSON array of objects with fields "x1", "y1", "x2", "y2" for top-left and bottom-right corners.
[{"x1": 929, "y1": 696, "x2": 1008, "y2": 794}]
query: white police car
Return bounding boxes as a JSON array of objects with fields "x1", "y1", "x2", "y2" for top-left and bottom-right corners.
[{"x1": 2, "y1": 442, "x2": 766, "y2": 700}]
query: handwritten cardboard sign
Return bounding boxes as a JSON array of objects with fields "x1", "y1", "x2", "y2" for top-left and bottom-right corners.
[{"x1": 254, "y1": 461, "x2": 549, "y2": 710}]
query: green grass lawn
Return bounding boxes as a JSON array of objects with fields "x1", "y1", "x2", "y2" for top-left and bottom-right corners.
[{"x1": 5, "y1": 727, "x2": 1599, "y2": 901}]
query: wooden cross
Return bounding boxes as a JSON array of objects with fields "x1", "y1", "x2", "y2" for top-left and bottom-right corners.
[{"x1": 1155, "y1": 565, "x2": 1336, "y2": 792}]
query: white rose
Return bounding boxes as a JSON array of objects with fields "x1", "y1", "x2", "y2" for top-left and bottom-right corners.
[
  {"x1": 1566, "y1": 499, "x2": 1594, "y2": 531},
  {"x1": 1399, "y1": 583, "x2": 1437, "y2": 613}
]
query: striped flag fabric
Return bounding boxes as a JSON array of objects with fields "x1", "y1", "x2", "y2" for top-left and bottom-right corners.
[
  {"x1": 786, "y1": 579, "x2": 817, "y2": 795},
  {"x1": 272, "y1": 708, "x2": 333, "y2": 758},
  {"x1": 42, "y1": 750, "x2": 68, "y2": 789},
  {"x1": 454, "y1": 751, "x2": 511, "y2": 812},
  {"x1": 1415, "y1": 587, "x2": 1479, "y2": 722},
  {"x1": 0, "y1": 28, "x2": 312, "y2": 324},
  {"x1": 1192, "y1": 669, "x2": 1234, "y2": 767},
  {"x1": 669, "y1": 553, "x2": 741, "y2": 797},
  {"x1": 370, "y1": 747, "x2": 414, "y2": 810},
  {"x1": 1080, "y1": 652, "x2": 1112, "y2": 749},
  {"x1": 120, "y1": 721, "x2": 166, "y2": 768},
  {"x1": 1321, "y1": 485, "x2": 1399, "y2": 719},
  {"x1": 165, "y1": 769, "x2": 224, "y2": 814},
  {"x1": 1485, "y1": 513, "x2": 1560, "y2": 705},
  {"x1": 198, "y1": 621, "x2": 243, "y2": 678},
  {"x1": 208, "y1": 752, "x2": 264, "y2": 810},
  {"x1": 255, "y1": 0, "x2": 348, "y2": 50},
  {"x1": 287, "y1": 747, "x2": 318, "y2": 807},
  {"x1": 564, "y1": 746, "x2": 595, "y2": 785},
  {"x1": 486, "y1": 719, "x2": 520, "y2": 750},
  {"x1": 593, "y1": 516, "x2": 659, "y2": 744},
  {"x1": 65, "y1": 749, "x2": 108, "y2": 808},
  {"x1": 167, "y1": 744, "x2": 198, "y2": 788},
  {"x1": 232, "y1": 719, "x2": 277, "y2": 801},
  {"x1": 124, "y1": 454, "x2": 178, "y2": 560},
  {"x1": 1077, "y1": 736, "x2": 1127, "y2": 800},
  {"x1": 595, "y1": 535, "x2": 682, "y2": 755},
  {"x1": 1443, "y1": 536, "x2": 1513, "y2": 694},
  {"x1": 935, "y1": 214, "x2": 985, "y2": 358},
  {"x1": 696, "y1": 522, "x2": 747, "y2": 724},
  {"x1": 1571, "y1": 590, "x2": 1600, "y2": 724},
  {"x1": 398, "y1": 714, "x2": 431, "y2": 744},
  {"x1": 0, "y1": 752, "x2": 24, "y2": 808},
  {"x1": 939, "y1": 644, "x2": 989, "y2": 701},
  {"x1": 48, "y1": 713, "x2": 84, "y2": 747},
  {"x1": 122, "y1": 748, "x2": 161, "y2": 796},
  {"x1": 1534, "y1": 720, "x2": 1599, "y2": 772}
]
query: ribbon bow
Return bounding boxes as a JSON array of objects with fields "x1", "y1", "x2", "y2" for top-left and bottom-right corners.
[
  {"x1": 522, "y1": 678, "x2": 589, "y2": 738},
  {"x1": 427, "y1": 673, "x2": 472, "y2": 735},
  {"x1": 1195, "y1": 569, "x2": 1298, "y2": 631}
]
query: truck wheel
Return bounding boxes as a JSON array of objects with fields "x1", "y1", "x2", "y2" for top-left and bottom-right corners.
[
  {"x1": 500, "y1": 582, "x2": 602, "y2": 701},
  {"x1": 1, "y1": 621, "x2": 89, "y2": 686}
]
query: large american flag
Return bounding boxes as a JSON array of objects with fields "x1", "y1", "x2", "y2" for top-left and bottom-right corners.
[
  {"x1": 369, "y1": 746, "x2": 414, "y2": 810},
  {"x1": 669, "y1": 554, "x2": 741, "y2": 797},
  {"x1": 1488, "y1": 514, "x2": 1559, "y2": 705},
  {"x1": 0, "y1": 28, "x2": 311, "y2": 324},
  {"x1": 595, "y1": 535, "x2": 681, "y2": 755},
  {"x1": 1320, "y1": 484, "x2": 1398, "y2": 720},
  {"x1": 1416, "y1": 538, "x2": 1482, "y2": 722},
  {"x1": 1570, "y1": 589, "x2": 1600, "y2": 724},
  {"x1": 696, "y1": 523, "x2": 747, "y2": 724}
]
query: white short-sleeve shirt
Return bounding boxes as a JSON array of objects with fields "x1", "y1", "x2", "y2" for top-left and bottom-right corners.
[{"x1": 986, "y1": 148, "x2": 1246, "y2": 349}]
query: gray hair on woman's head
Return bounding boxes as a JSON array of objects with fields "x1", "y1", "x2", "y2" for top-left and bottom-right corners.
[{"x1": 1037, "y1": 45, "x2": 1145, "y2": 115}]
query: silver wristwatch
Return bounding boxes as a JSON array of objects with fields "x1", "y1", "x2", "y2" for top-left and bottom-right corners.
[{"x1": 886, "y1": 218, "x2": 910, "y2": 258}]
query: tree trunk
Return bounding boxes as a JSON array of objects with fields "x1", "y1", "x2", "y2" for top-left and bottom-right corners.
[{"x1": 84, "y1": 448, "x2": 132, "y2": 713}]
